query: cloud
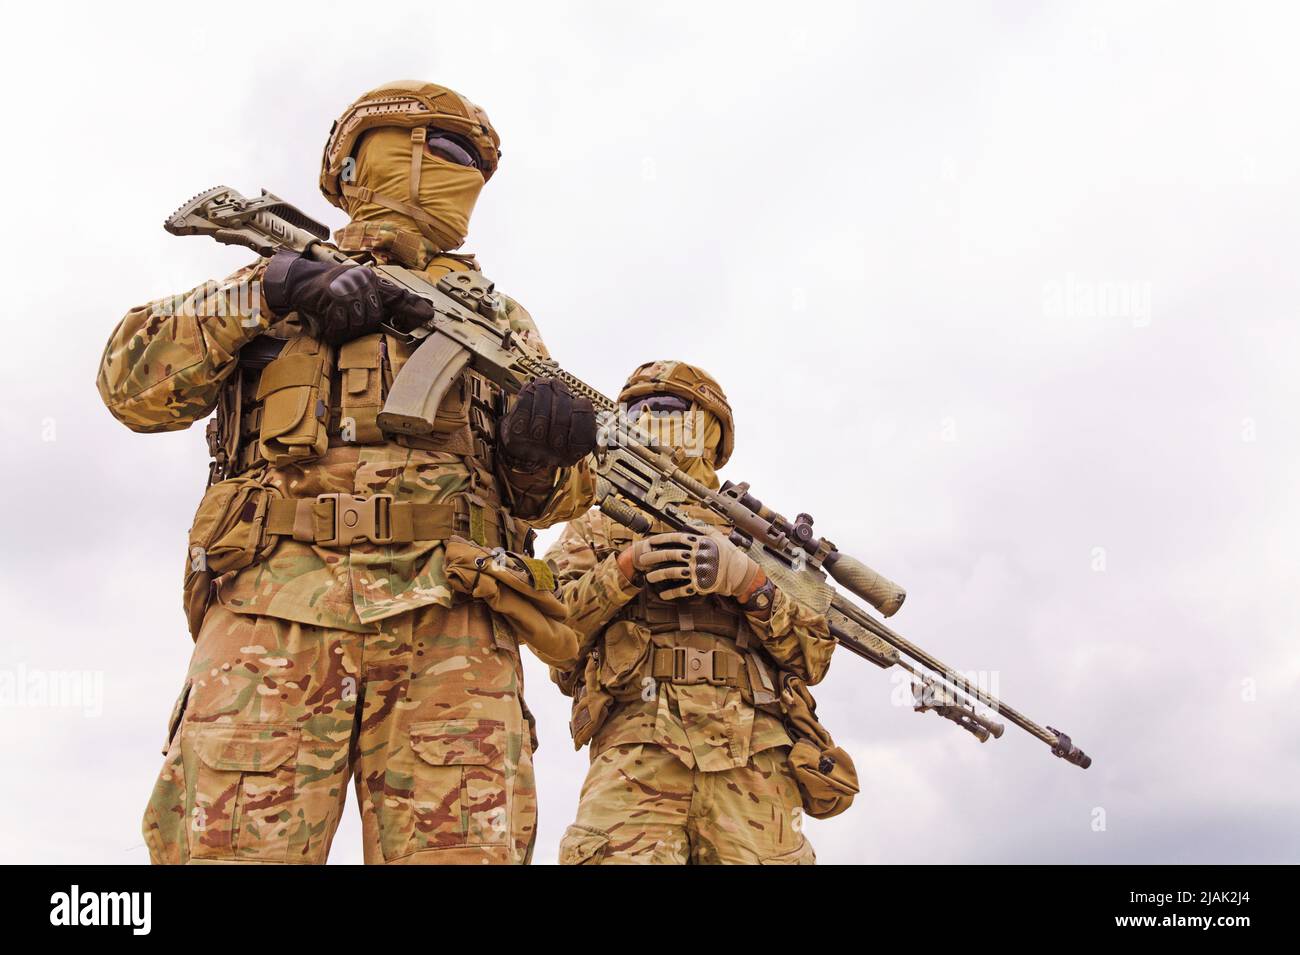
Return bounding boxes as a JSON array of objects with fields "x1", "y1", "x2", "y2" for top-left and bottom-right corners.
[{"x1": 1, "y1": 0, "x2": 1296, "y2": 864}]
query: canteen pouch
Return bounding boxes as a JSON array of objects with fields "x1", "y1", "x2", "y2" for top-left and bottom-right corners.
[
  {"x1": 256, "y1": 336, "x2": 334, "y2": 466},
  {"x1": 780, "y1": 674, "x2": 860, "y2": 819},
  {"x1": 183, "y1": 475, "x2": 279, "y2": 639}
]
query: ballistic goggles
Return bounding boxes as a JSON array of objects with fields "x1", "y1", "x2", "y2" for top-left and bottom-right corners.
[
  {"x1": 626, "y1": 394, "x2": 693, "y2": 418},
  {"x1": 424, "y1": 129, "x2": 483, "y2": 170}
]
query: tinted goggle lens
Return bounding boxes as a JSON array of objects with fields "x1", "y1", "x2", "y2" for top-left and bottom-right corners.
[
  {"x1": 425, "y1": 130, "x2": 482, "y2": 169},
  {"x1": 626, "y1": 394, "x2": 692, "y2": 417}
]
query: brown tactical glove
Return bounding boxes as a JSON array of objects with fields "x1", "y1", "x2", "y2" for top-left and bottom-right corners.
[
  {"x1": 263, "y1": 251, "x2": 436, "y2": 345},
  {"x1": 499, "y1": 378, "x2": 597, "y2": 470},
  {"x1": 620, "y1": 531, "x2": 762, "y2": 602}
]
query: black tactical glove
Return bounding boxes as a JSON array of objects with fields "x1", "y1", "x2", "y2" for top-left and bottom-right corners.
[
  {"x1": 263, "y1": 251, "x2": 436, "y2": 345},
  {"x1": 498, "y1": 378, "x2": 597, "y2": 470}
]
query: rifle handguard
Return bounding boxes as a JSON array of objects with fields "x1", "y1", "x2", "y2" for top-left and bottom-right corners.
[{"x1": 825, "y1": 552, "x2": 906, "y2": 617}]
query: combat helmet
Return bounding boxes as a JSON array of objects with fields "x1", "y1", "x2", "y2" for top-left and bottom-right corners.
[
  {"x1": 619, "y1": 360, "x2": 735, "y2": 467},
  {"x1": 320, "y1": 80, "x2": 502, "y2": 223}
]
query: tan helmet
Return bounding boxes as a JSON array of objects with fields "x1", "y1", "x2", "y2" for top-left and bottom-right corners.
[
  {"x1": 319, "y1": 80, "x2": 503, "y2": 213},
  {"x1": 618, "y1": 360, "x2": 735, "y2": 467}
]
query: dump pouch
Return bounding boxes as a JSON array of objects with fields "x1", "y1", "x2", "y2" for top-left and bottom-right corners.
[
  {"x1": 442, "y1": 537, "x2": 580, "y2": 668},
  {"x1": 780, "y1": 673, "x2": 860, "y2": 819},
  {"x1": 256, "y1": 336, "x2": 334, "y2": 466},
  {"x1": 182, "y1": 475, "x2": 279, "y2": 639}
]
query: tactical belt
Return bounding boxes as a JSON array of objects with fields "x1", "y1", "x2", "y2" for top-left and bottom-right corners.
[
  {"x1": 265, "y1": 493, "x2": 509, "y2": 549},
  {"x1": 620, "y1": 588, "x2": 746, "y2": 638},
  {"x1": 650, "y1": 646, "x2": 745, "y2": 688}
]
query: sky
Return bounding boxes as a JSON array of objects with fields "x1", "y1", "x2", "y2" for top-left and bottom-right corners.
[{"x1": 0, "y1": 0, "x2": 1296, "y2": 864}]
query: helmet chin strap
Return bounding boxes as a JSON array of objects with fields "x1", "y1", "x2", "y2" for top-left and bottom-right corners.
[{"x1": 339, "y1": 128, "x2": 463, "y2": 250}]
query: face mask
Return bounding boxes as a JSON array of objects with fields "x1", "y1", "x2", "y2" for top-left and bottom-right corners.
[
  {"x1": 343, "y1": 126, "x2": 485, "y2": 251},
  {"x1": 635, "y1": 405, "x2": 723, "y2": 488}
]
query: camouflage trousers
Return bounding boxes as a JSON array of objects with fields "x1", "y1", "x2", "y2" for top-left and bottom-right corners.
[
  {"x1": 558, "y1": 742, "x2": 815, "y2": 865},
  {"x1": 143, "y1": 600, "x2": 537, "y2": 864}
]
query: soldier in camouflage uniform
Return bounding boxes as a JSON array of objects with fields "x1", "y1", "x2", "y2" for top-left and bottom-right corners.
[
  {"x1": 97, "y1": 81, "x2": 597, "y2": 864},
  {"x1": 548, "y1": 361, "x2": 839, "y2": 864}
]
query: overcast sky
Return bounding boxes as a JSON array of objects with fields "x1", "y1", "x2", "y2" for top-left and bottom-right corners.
[{"x1": 1, "y1": 0, "x2": 1296, "y2": 864}]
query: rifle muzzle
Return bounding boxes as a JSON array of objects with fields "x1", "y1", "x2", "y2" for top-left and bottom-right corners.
[{"x1": 1047, "y1": 727, "x2": 1092, "y2": 769}]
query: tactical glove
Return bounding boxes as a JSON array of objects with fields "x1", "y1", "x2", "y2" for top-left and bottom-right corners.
[
  {"x1": 621, "y1": 531, "x2": 761, "y2": 602},
  {"x1": 263, "y1": 251, "x2": 436, "y2": 345},
  {"x1": 498, "y1": 378, "x2": 597, "y2": 470}
]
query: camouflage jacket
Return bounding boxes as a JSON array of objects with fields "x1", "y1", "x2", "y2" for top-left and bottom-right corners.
[
  {"x1": 97, "y1": 222, "x2": 593, "y2": 632},
  {"x1": 546, "y1": 506, "x2": 836, "y2": 772}
]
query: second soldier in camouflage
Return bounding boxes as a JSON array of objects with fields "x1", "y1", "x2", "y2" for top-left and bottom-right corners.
[{"x1": 548, "y1": 361, "x2": 846, "y2": 864}]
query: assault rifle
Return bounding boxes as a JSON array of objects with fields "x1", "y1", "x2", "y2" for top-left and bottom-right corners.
[{"x1": 164, "y1": 185, "x2": 1092, "y2": 769}]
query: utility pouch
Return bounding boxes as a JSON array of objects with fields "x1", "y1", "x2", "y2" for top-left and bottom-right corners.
[
  {"x1": 183, "y1": 475, "x2": 280, "y2": 639},
  {"x1": 336, "y1": 335, "x2": 386, "y2": 444},
  {"x1": 256, "y1": 336, "x2": 333, "y2": 466},
  {"x1": 569, "y1": 655, "x2": 614, "y2": 750},
  {"x1": 598, "y1": 619, "x2": 653, "y2": 693},
  {"x1": 780, "y1": 673, "x2": 860, "y2": 819}
]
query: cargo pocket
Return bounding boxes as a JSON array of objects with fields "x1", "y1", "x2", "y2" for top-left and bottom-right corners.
[
  {"x1": 558, "y1": 824, "x2": 610, "y2": 865},
  {"x1": 407, "y1": 718, "x2": 508, "y2": 852},
  {"x1": 162, "y1": 678, "x2": 191, "y2": 755},
  {"x1": 142, "y1": 679, "x2": 193, "y2": 864},
  {"x1": 759, "y1": 838, "x2": 816, "y2": 865},
  {"x1": 185, "y1": 722, "x2": 300, "y2": 862}
]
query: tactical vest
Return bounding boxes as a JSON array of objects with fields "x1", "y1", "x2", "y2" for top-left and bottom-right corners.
[
  {"x1": 618, "y1": 587, "x2": 781, "y2": 705},
  {"x1": 567, "y1": 582, "x2": 784, "y2": 750},
  {"x1": 205, "y1": 331, "x2": 506, "y2": 485}
]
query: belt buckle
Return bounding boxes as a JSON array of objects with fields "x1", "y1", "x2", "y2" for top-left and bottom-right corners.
[
  {"x1": 317, "y1": 493, "x2": 394, "y2": 547},
  {"x1": 673, "y1": 647, "x2": 726, "y2": 687}
]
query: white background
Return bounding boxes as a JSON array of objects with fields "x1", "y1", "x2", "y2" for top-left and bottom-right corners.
[{"x1": 0, "y1": 0, "x2": 1296, "y2": 863}]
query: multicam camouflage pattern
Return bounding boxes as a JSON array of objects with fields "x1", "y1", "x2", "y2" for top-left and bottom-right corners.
[
  {"x1": 143, "y1": 598, "x2": 537, "y2": 864},
  {"x1": 558, "y1": 743, "x2": 813, "y2": 865},
  {"x1": 104, "y1": 218, "x2": 587, "y2": 863},
  {"x1": 96, "y1": 261, "x2": 275, "y2": 432},
  {"x1": 549, "y1": 506, "x2": 835, "y2": 770},
  {"x1": 147, "y1": 597, "x2": 538, "y2": 867},
  {"x1": 98, "y1": 230, "x2": 591, "y2": 633},
  {"x1": 547, "y1": 504, "x2": 834, "y2": 862}
]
